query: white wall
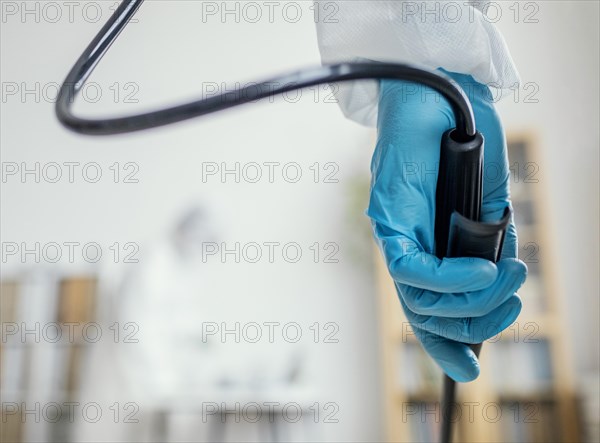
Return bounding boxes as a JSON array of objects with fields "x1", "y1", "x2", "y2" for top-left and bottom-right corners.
[{"x1": 1, "y1": 2, "x2": 381, "y2": 441}]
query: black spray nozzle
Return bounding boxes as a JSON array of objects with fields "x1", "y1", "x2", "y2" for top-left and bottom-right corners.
[{"x1": 434, "y1": 128, "x2": 511, "y2": 261}]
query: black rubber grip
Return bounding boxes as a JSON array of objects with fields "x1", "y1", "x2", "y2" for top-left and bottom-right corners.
[
  {"x1": 435, "y1": 129, "x2": 484, "y2": 258},
  {"x1": 434, "y1": 128, "x2": 510, "y2": 262}
]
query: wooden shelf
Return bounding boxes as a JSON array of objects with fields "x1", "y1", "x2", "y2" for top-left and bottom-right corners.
[
  {"x1": 374, "y1": 133, "x2": 581, "y2": 443},
  {"x1": 0, "y1": 275, "x2": 98, "y2": 442}
]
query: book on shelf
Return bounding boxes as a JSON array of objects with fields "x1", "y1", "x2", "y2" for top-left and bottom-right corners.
[
  {"x1": 54, "y1": 277, "x2": 97, "y2": 397},
  {"x1": 65, "y1": 343, "x2": 84, "y2": 396},
  {"x1": 518, "y1": 274, "x2": 547, "y2": 318},
  {"x1": 1, "y1": 279, "x2": 19, "y2": 325},
  {"x1": 403, "y1": 401, "x2": 441, "y2": 443},
  {"x1": 1, "y1": 344, "x2": 28, "y2": 396},
  {"x1": 58, "y1": 277, "x2": 97, "y2": 326},
  {"x1": 396, "y1": 341, "x2": 442, "y2": 395},
  {"x1": 489, "y1": 338, "x2": 553, "y2": 396},
  {"x1": 499, "y1": 399, "x2": 560, "y2": 443},
  {"x1": 1, "y1": 403, "x2": 23, "y2": 443},
  {"x1": 19, "y1": 275, "x2": 61, "y2": 400},
  {"x1": 1, "y1": 280, "x2": 22, "y2": 396}
]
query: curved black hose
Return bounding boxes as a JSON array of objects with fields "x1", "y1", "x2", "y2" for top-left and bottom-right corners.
[
  {"x1": 55, "y1": 2, "x2": 475, "y2": 443},
  {"x1": 55, "y1": 0, "x2": 476, "y2": 138}
]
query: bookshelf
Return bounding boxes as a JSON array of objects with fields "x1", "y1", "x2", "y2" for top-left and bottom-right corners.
[
  {"x1": 0, "y1": 273, "x2": 98, "y2": 443},
  {"x1": 375, "y1": 133, "x2": 582, "y2": 442}
]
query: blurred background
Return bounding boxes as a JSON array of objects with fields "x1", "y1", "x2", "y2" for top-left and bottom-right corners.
[{"x1": 1, "y1": 1, "x2": 598, "y2": 442}]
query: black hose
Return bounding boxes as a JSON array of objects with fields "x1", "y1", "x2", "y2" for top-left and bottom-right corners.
[
  {"x1": 55, "y1": 2, "x2": 476, "y2": 443},
  {"x1": 441, "y1": 344, "x2": 482, "y2": 443},
  {"x1": 55, "y1": 0, "x2": 476, "y2": 138}
]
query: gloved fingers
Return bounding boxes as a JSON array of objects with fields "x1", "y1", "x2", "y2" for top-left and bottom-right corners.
[
  {"x1": 412, "y1": 326, "x2": 481, "y2": 382},
  {"x1": 372, "y1": 223, "x2": 499, "y2": 293},
  {"x1": 369, "y1": 80, "x2": 452, "y2": 252},
  {"x1": 404, "y1": 294, "x2": 522, "y2": 344},
  {"x1": 397, "y1": 258, "x2": 527, "y2": 317},
  {"x1": 387, "y1": 247, "x2": 498, "y2": 293}
]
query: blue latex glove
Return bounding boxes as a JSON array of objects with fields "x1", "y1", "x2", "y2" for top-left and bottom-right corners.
[{"x1": 369, "y1": 70, "x2": 527, "y2": 382}]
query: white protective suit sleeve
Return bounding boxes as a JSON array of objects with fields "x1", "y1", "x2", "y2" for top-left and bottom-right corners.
[{"x1": 314, "y1": 0, "x2": 520, "y2": 126}]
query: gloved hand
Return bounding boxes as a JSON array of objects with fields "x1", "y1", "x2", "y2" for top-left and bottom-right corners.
[{"x1": 369, "y1": 70, "x2": 527, "y2": 382}]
